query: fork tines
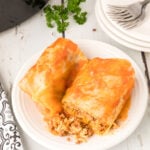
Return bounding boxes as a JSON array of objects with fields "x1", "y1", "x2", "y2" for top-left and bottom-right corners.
[
  {"x1": 118, "y1": 19, "x2": 140, "y2": 29},
  {"x1": 107, "y1": 4, "x2": 141, "y2": 29},
  {"x1": 107, "y1": 5, "x2": 135, "y2": 22}
]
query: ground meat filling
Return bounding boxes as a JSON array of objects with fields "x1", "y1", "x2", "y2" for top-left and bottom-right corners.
[{"x1": 47, "y1": 112, "x2": 94, "y2": 144}]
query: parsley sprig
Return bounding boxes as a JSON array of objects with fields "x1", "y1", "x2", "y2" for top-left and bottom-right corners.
[{"x1": 44, "y1": 0, "x2": 87, "y2": 33}]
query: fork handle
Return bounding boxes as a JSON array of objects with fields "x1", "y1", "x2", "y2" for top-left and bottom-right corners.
[{"x1": 141, "y1": 0, "x2": 150, "y2": 6}]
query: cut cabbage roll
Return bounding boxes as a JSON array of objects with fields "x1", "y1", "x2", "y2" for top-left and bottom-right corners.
[
  {"x1": 62, "y1": 57, "x2": 135, "y2": 134},
  {"x1": 19, "y1": 38, "x2": 88, "y2": 117}
]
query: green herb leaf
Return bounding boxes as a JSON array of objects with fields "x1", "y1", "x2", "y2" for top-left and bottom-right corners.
[
  {"x1": 74, "y1": 11, "x2": 87, "y2": 24},
  {"x1": 43, "y1": 0, "x2": 87, "y2": 33},
  {"x1": 44, "y1": 5, "x2": 54, "y2": 27}
]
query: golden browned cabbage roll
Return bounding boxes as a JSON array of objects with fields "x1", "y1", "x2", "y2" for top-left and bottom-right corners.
[
  {"x1": 19, "y1": 38, "x2": 88, "y2": 117},
  {"x1": 62, "y1": 57, "x2": 135, "y2": 134}
]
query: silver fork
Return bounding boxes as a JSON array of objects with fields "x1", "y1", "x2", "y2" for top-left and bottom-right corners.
[{"x1": 107, "y1": 0, "x2": 150, "y2": 29}]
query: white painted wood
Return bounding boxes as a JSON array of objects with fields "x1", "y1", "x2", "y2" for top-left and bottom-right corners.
[
  {"x1": 145, "y1": 53, "x2": 150, "y2": 79},
  {"x1": 0, "y1": 0, "x2": 149, "y2": 150}
]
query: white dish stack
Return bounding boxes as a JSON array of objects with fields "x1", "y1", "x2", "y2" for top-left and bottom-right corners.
[{"x1": 95, "y1": 0, "x2": 150, "y2": 52}]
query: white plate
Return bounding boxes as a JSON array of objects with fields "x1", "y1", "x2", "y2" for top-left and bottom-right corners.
[
  {"x1": 102, "y1": 0, "x2": 150, "y2": 43},
  {"x1": 99, "y1": 0, "x2": 150, "y2": 49},
  {"x1": 12, "y1": 39, "x2": 148, "y2": 150},
  {"x1": 95, "y1": 0, "x2": 150, "y2": 52},
  {"x1": 95, "y1": 3, "x2": 150, "y2": 52},
  {"x1": 101, "y1": 0, "x2": 150, "y2": 48}
]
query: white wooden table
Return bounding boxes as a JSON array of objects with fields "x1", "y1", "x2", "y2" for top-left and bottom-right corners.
[{"x1": 0, "y1": 0, "x2": 150, "y2": 150}]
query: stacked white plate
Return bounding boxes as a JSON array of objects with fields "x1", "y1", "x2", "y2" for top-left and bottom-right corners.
[{"x1": 95, "y1": 0, "x2": 150, "y2": 52}]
